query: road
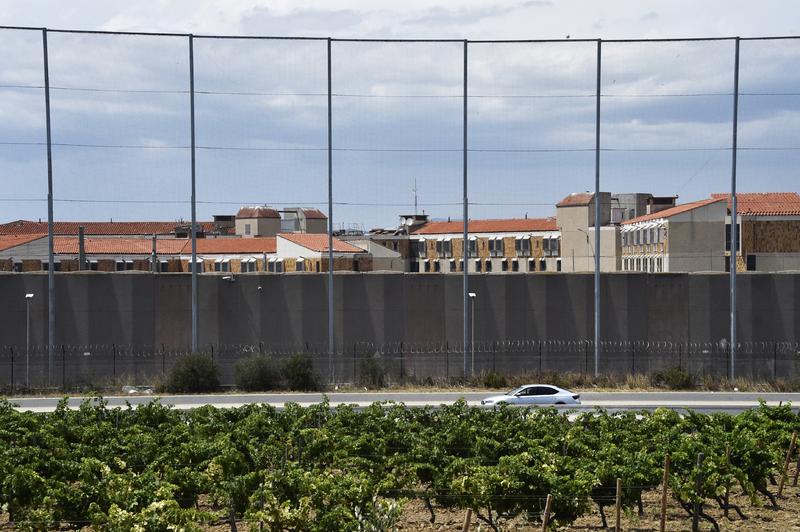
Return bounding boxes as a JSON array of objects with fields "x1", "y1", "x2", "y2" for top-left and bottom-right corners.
[{"x1": 8, "y1": 391, "x2": 800, "y2": 414}]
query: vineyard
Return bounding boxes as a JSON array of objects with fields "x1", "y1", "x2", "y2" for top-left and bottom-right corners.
[{"x1": 1, "y1": 399, "x2": 799, "y2": 531}]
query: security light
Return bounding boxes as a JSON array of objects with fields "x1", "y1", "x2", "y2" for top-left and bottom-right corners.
[{"x1": 25, "y1": 293, "x2": 34, "y2": 299}]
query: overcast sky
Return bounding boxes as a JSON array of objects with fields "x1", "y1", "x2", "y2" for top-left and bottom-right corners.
[{"x1": 1, "y1": 1, "x2": 799, "y2": 229}]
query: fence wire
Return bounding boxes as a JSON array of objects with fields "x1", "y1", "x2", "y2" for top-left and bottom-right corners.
[{"x1": 1, "y1": 28, "x2": 800, "y2": 386}]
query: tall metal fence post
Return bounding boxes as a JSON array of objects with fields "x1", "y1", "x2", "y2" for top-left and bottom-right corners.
[
  {"x1": 42, "y1": 28, "x2": 55, "y2": 387},
  {"x1": 773, "y1": 342, "x2": 778, "y2": 381},
  {"x1": 445, "y1": 341, "x2": 449, "y2": 380},
  {"x1": 693, "y1": 452, "x2": 705, "y2": 531},
  {"x1": 189, "y1": 34, "x2": 198, "y2": 353},
  {"x1": 593, "y1": 38, "x2": 602, "y2": 377},
  {"x1": 729, "y1": 37, "x2": 740, "y2": 381},
  {"x1": 327, "y1": 37, "x2": 335, "y2": 384},
  {"x1": 462, "y1": 39, "x2": 469, "y2": 379}
]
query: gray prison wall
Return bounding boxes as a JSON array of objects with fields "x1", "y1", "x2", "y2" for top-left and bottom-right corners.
[{"x1": 0, "y1": 271, "x2": 798, "y2": 388}]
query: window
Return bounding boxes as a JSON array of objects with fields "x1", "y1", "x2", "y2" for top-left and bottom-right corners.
[
  {"x1": 458, "y1": 259, "x2": 463, "y2": 272},
  {"x1": 511, "y1": 259, "x2": 519, "y2": 272},
  {"x1": 242, "y1": 259, "x2": 257, "y2": 273},
  {"x1": 436, "y1": 240, "x2": 443, "y2": 256},
  {"x1": 634, "y1": 231, "x2": 640, "y2": 245},
  {"x1": 540, "y1": 258, "x2": 547, "y2": 271},
  {"x1": 449, "y1": 259, "x2": 456, "y2": 272},
  {"x1": 725, "y1": 255, "x2": 731, "y2": 273},
  {"x1": 410, "y1": 260, "x2": 420, "y2": 273},
  {"x1": 296, "y1": 259, "x2": 305, "y2": 272},
  {"x1": 442, "y1": 240, "x2": 452, "y2": 258},
  {"x1": 90, "y1": 260, "x2": 99, "y2": 271},
  {"x1": 434, "y1": 260, "x2": 441, "y2": 272},
  {"x1": 528, "y1": 258, "x2": 535, "y2": 272},
  {"x1": 416, "y1": 240, "x2": 426, "y2": 258},
  {"x1": 556, "y1": 259, "x2": 562, "y2": 272},
  {"x1": 485, "y1": 260, "x2": 493, "y2": 272},
  {"x1": 657, "y1": 258, "x2": 663, "y2": 272},
  {"x1": 468, "y1": 238, "x2": 477, "y2": 257},
  {"x1": 275, "y1": 260, "x2": 284, "y2": 273},
  {"x1": 214, "y1": 259, "x2": 230, "y2": 272},
  {"x1": 13, "y1": 261, "x2": 23, "y2": 272},
  {"x1": 489, "y1": 238, "x2": 503, "y2": 257},
  {"x1": 746, "y1": 254, "x2": 756, "y2": 271},
  {"x1": 516, "y1": 238, "x2": 531, "y2": 257},
  {"x1": 475, "y1": 259, "x2": 482, "y2": 272},
  {"x1": 424, "y1": 260, "x2": 431, "y2": 273},
  {"x1": 501, "y1": 259, "x2": 509, "y2": 272},
  {"x1": 542, "y1": 238, "x2": 550, "y2": 255},
  {"x1": 244, "y1": 223, "x2": 251, "y2": 236}
]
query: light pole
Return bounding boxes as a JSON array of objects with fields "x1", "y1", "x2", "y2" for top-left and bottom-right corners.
[
  {"x1": 25, "y1": 293, "x2": 34, "y2": 389},
  {"x1": 468, "y1": 292, "x2": 476, "y2": 376}
]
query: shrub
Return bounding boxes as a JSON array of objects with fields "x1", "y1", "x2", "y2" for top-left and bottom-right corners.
[
  {"x1": 165, "y1": 353, "x2": 219, "y2": 393},
  {"x1": 483, "y1": 371, "x2": 507, "y2": 389},
  {"x1": 235, "y1": 355, "x2": 282, "y2": 392},
  {"x1": 359, "y1": 356, "x2": 387, "y2": 388},
  {"x1": 650, "y1": 366, "x2": 694, "y2": 390},
  {"x1": 282, "y1": 354, "x2": 320, "y2": 391}
]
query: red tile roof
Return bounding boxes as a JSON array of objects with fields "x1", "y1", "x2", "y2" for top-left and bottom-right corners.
[
  {"x1": 557, "y1": 192, "x2": 594, "y2": 207},
  {"x1": 237, "y1": 206, "x2": 280, "y2": 219},
  {"x1": 300, "y1": 208, "x2": 328, "y2": 219},
  {"x1": 710, "y1": 192, "x2": 800, "y2": 216},
  {"x1": 413, "y1": 217, "x2": 558, "y2": 235},
  {"x1": 194, "y1": 237, "x2": 276, "y2": 254},
  {"x1": 0, "y1": 233, "x2": 46, "y2": 252},
  {"x1": 53, "y1": 237, "x2": 190, "y2": 255},
  {"x1": 0, "y1": 220, "x2": 215, "y2": 236},
  {"x1": 279, "y1": 233, "x2": 363, "y2": 253},
  {"x1": 621, "y1": 198, "x2": 724, "y2": 225}
]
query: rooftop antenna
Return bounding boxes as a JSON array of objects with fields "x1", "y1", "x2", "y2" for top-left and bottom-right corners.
[{"x1": 413, "y1": 178, "x2": 418, "y2": 215}]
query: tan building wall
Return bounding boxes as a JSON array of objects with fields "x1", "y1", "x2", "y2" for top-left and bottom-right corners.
[
  {"x1": 742, "y1": 220, "x2": 800, "y2": 253},
  {"x1": 0, "y1": 259, "x2": 11, "y2": 271},
  {"x1": 22, "y1": 259, "x2": 42, "y2": 272},
  {"x1": 235, "y1": 217, "x2": 281, "y2": 237},
  {"x1": 667, "y1": 220, "x2": 725, "y2": 272}
]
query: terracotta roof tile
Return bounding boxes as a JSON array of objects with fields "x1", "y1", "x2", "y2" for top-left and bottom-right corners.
[
  {"x1": 279, "y1": 233, "x2": 363, "y2": 253},
  {"x1": 53, "y1": 237, "x2": 190, "y2": 255},
  {"x1": 194, "y1": 237, "x2": 276, "y2": 254},
  {"x1": 556, "y1": 192, "x2": 594, "y2": 207},
  {"x1": 621, "y1": 198, "x2": 724, "y2": 225},
  {"x1": 710, "y1": 192, "x2": 800, "y2": 216},
  {"x1": 413, "y1": 217, "x2": 558, "y2": 235},
  {"x1": 0, "y1": 220, "x2": 215, "y2": 236},
  {"x1": 300, "y1": 208, "x2": 327, "y2": 219},
  {"x1": 0, "y1": 233, "x2": 46, "y2": 252},
  {"x1": 236, "y1": 206, "x2": 280, "y2": 219}
]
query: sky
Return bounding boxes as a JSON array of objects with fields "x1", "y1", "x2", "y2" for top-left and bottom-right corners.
[{"x1": 1, "y1": 1, "x2": 799, "y2": 229}]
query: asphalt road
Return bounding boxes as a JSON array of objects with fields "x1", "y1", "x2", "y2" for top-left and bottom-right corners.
[{"x1": 8, "y1": 391, "x2": 800, "y2": 414}]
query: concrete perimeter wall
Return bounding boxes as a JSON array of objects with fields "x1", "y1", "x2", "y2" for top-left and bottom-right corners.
[{"x1": 1, "y1": 272, "x2": 798, "y2": 385}]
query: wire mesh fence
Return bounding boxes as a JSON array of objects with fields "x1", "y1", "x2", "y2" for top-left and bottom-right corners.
[
  {"x1": 2, "y1": 28, "x2": 800, "y2": 382},
  {"x1": 3, "y1": 339, "x2": 799, "y2": 391}
]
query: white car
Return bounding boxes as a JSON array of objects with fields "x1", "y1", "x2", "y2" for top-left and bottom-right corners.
[{"x1": 481, "y1": 384, "x2": 581, "y2": 406}]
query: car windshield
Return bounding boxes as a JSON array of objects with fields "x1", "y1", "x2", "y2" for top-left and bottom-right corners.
[{"x1": 505, "y1": 386, "x2": 527, "y2": 396}]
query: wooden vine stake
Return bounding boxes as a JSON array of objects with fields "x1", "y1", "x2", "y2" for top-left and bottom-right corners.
[
  {"x1": 461, "y1": 508, "x2": 472, "y2": 532},
  {"x1": 659, "y1": 454, "x2": 670, "y2": 532},
  {"x1": 615, "y1": 477, "x2": 622, "y2": 532},
  {"x1": 777, "y1": 430, "x2": 797, "y2": 497},
  {"x1": 793, "y1": 450, "x2": 800, "y2": 487},
  {"x1": 541, "y1": 493, "x2": 553, "y2": 532}
]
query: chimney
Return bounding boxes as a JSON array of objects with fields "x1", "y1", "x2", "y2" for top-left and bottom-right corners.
[{"x1": 78, "y1": 226, "x2": 85, "y2": 270}]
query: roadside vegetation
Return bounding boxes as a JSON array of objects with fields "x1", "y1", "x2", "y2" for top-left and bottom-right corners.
[{"x1": 1, "y1": 399, "x2": 798, "y2": 530}]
